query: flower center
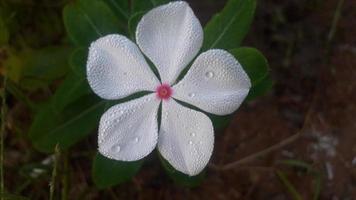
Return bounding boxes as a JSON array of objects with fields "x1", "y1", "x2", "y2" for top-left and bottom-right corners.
[{"x1": 156, "y1": 84, "x2": 172, "y2": 100}]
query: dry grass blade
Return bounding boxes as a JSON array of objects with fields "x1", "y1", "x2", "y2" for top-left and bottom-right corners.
[{"x1": 49, "y1": 145, "x2": 60, "y2": 200}]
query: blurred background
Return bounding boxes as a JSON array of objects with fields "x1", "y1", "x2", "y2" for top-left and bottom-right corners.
[{"x1": 0, "y1": 0, "x2": 355, "y2": 199}]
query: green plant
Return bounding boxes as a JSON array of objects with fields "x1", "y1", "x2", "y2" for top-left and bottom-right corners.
[{"x1": 24, "y1": 0, "x2": 272, "y2": 188}]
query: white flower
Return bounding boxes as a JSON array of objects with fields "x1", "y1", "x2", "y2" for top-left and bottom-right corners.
[{"x1": 86, "y1": 1, "x2": 251, "y2": 176}]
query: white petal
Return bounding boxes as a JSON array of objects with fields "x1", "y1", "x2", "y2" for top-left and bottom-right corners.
[
  {"x1": 98, "y1": 94, "x2": 160, "y2": 161},
  {"x1": 87, "y1": 34, "x2": 160, "y2": 100},
  {"x1": 173, "y1": 49, "x2": 251, "y2": 115},
  {"x1": 158, "y1": 100, "x2": 214, "y2": 176},
  {"x1": 136, "y1": 1, "x2": 203, "y2": 85}
]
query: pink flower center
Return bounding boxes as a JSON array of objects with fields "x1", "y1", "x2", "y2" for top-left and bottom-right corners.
[{"x1": 156, "y1": 84, "x2": 172, "y2": 100}]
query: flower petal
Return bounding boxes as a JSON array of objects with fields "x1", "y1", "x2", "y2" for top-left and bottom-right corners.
[
  {"x1": 98, "y1": 94, "x2": 160, "y2": 161},
  {"x1": 158, "y1": 100, "x2": 214, "y2": 176},
  {"x1": 136, "y1": 1, "x2": 203, "y2": 84},
  {"x1": 173, "y1": 49, "x2": 251, "y2": 115},
  {"x1": 87, "y1": 34, "x2": 160, "y2": 100}
]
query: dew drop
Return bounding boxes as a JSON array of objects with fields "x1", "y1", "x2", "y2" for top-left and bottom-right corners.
[
  {"x1": 188, "y1": 93, "x2": 195, "y2": 98},
  {"x1": 189, "y1": 141, "x2": 193, "y2": 145},
  {"x1": 112, "y1": 144, "x2": 121, "y2": 152},
  {"x1": 205, "y1": 71, "x2": 214, "y2": 78},
  {"x1": 199, "y1": 141, "x2": 203, "y2": 145},
  {"x1": 190, "y1": 133, "x2": 196, "y2": 137},
  {"x1": 134, "y1": 137, "x2": 139, "y2": 143}
]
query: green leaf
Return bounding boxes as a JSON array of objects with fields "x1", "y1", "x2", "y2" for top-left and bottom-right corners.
[
  {"x1": 51, "y1": 48, "x2": 91, "y2": 112},
  {"x1": 230, "y1": 47, "x2": 272, "y2": 100},
  {"x1": 128, "y1": 12, "x2": 145, "y2": 40},
  {"x1": 276, "y1": 170, "x2": 303, "y2": 200},
  {"x1": 230, "y1": 48, "x2": 269, "y2": 85},
  {"x1": 246, "y1": 75, "x2": 273, "y2": 101},
  {"x1": 159, "y1": 153, "x2": 205, "y2": 187},
  {"x1": 0, "y1": 194, "x2": 30, "y2": 200},
  {"x1": 6, "y1": 80, "x2": 37, "y2": 111},
  {"x1": 29, "y1": 95, "x2": 108, "y2": 153},
  {"x1": 208, "y1": 114, "x2": 233, "y2": 131},
  {"x1": 131, "y1": 0, "x2": 168, "y2": 13},
  {"x1": 63, "y1": 0, "x2": 123, "y2": 47},
  {"x1": 92, "y1": 152, "x2": 143, "y2": 188},
  {"x1": 102, "y1": 0, "x2": 130, "y2": 20},
  {"x1": 51, "y1": 71, "x2": 91, "y2": 112},
  {"x1": 5, "y1": 46, "x2": 72, "y2": 91},
  {"x1": 69, "y1": 48, "x2": 87, "y2": 77},
  {"x1": 29, "y1": 90, "x2": 151, "y2": 153},
  {"x1": 202, "y1": 0, "x2": 256, "y2": 50},
  {"x1": 0, "y1": 15, "x2": 9, "y2": 45}
]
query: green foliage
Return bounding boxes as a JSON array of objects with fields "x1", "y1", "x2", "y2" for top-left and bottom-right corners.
[
  {"x1": 69, "y1": 48, "x2": 87, "y2": 77},
  {"x1": 102, "y1": 0, "x2": 130, "y2": 20},
  {"x1": 159, "y1": 153, "x2": 205, "y2": 187},
  {"x1": 230, "y1": 47, "x2": 273, "y2": 100},
  {"x1": 128, "y1": 12, "x2": 145, "y2": 40},
  {"x1": 202, "y1": 0, "x2": 256, "y2": 50},
  {"x1": 52, "y1": 48, "x2": 91, "y2": 111},
  {"x1": 5, "y1": 46, "x2": 72, "y2": 91},
  {"x1": 29, "y1": 95, "x2": 108, "y2": 153},
  {"x1": 276, "y1": 170, "x2": 303, "y2": 200},
  {"x1": 278, "y1": 159, "x2": 322, "y2": 200},
  {"x1": 92, "y1": 153, "x2": 143, "y2": 188},
  {"x1": 0, "y1": 193, "x2": 30, "y2": 200},
  {"x1": 0, "y1": 15, "x2": 9, "y2": 45},
  {"x1": 131, "y1": 0, "x2": 169, "y2": 13},
  {"x1": 63, "y1": 0, "x2": 124, "y2": 47},
  {"x1": 51, "y1": 71, "x2": 91, "y2": 112}
]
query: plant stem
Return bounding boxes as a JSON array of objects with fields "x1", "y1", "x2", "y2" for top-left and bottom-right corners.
[
  {"x1": 210, "y1": 131, "x2": 302, "y2": 170},
  {"x1": 50, "y1": 145, "x2": 60, "y2": 200},
  {"x1": 325, "y1": 0, "x2": 344, "y2": 61},
  {"x1": 276, "y1": 170, "x2": 303, "y2": 200}
]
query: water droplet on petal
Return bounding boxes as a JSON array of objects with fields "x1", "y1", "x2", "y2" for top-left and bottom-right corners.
[
  {"x1": 190, "y1": 133, "x2": 196, "y2": 137},
  {"x1": 189, "y1": 141, "x2": 193, "y2": 145},
  {"x1": 188, "y1": 93, "x2": 195, "y2": 98},
  {"x1": 134, "y1": 137, "x2": 139, "y2": 143},
  {"x1": 199, "y1": 141, "x2": 203, "y2": 145},
  {"x1": 112, "y1": 144, "x2": 121, "y2": 152},
  {"x1": 205, "y1": 71, "x2": 214, "y2": 78}
]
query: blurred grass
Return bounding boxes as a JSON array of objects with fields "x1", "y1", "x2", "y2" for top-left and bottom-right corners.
[{"x1": 0, "y1": 76, "x2": 7, "y2": 199}]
